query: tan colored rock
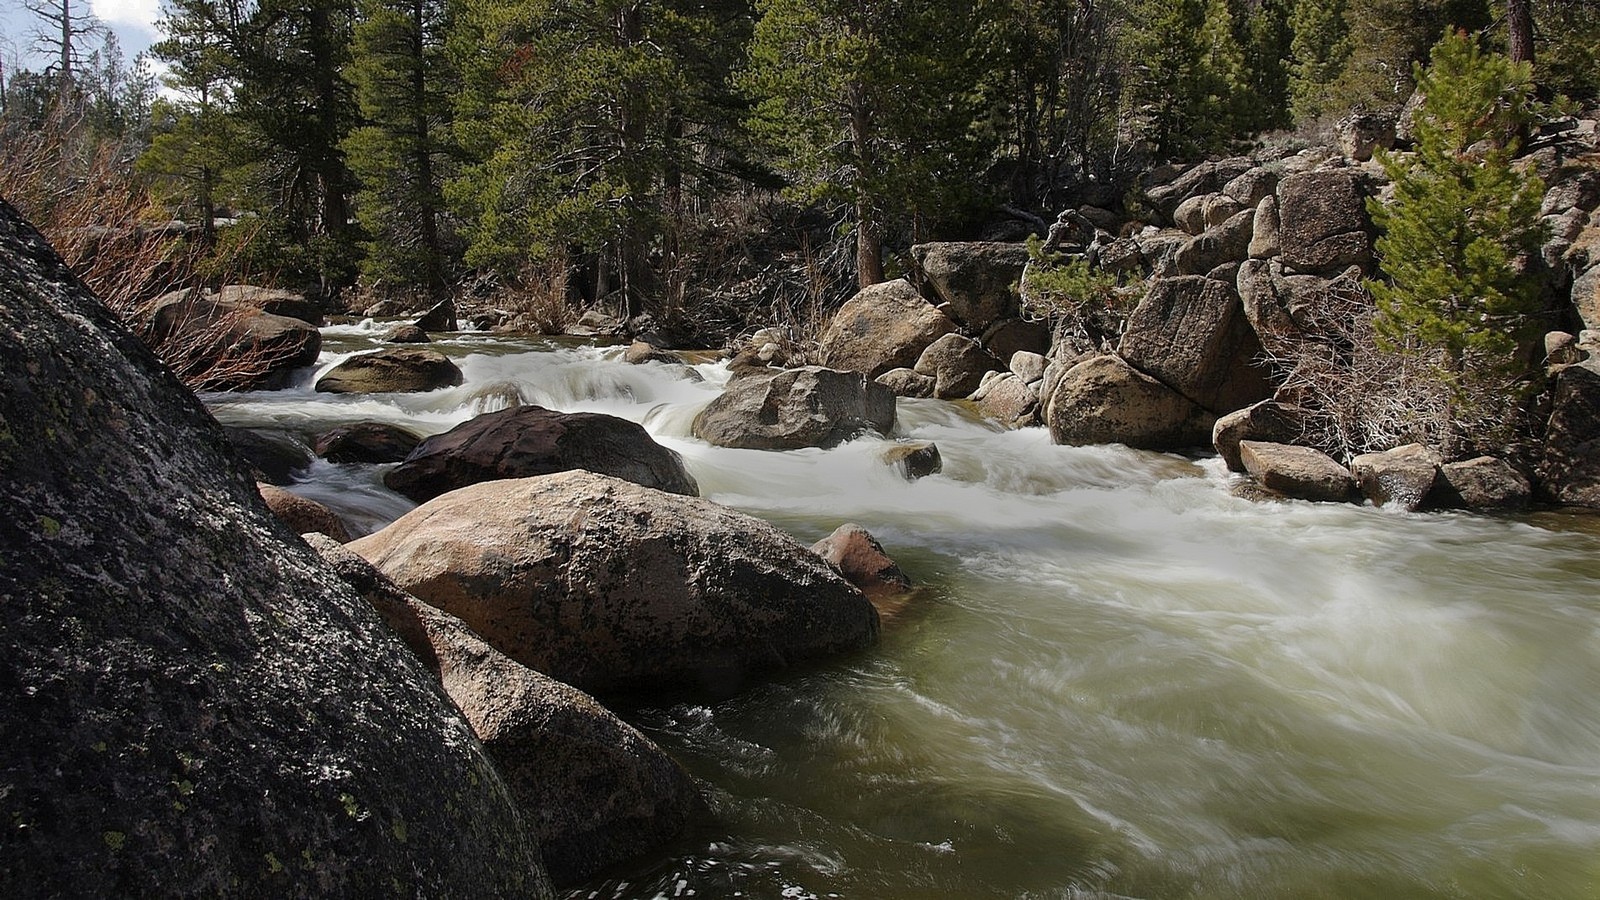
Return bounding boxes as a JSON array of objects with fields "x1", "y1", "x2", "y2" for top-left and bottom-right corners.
[
  {"x1": 1118, "y1": 275, "x2": 1274, "y2": 414},
  {"x1": 1350, "y1": 444, "x2": 1441, "y2": 511},
  {"x1": 876, "y1": 367, "x2": 936, "y2": 398},
  {"x1": 306, "y1": 536, "x2": 704, "y2": 888},
  {"x1": 974, "y1": 372, "x2": 1039, "y2": 427},
  {"x1": 349, "y1": 472, "x2": 880, "y2": 696},
  {"x1": 1212, "y1": 400, "x2": 1306, "y2": 472},
  {"x1": 1239, "y1": 441, "x2": 1357, "y2": 503},
  {"x1": 1045, "y1": 354, "x2": 1215, "y2": 450},
  {"x1": 1433, "y1": 457, "x2": 1531, "y2": 511},
  {"x1": 914, "y1": 333, "x2": 1005, "y2": 400},
  {"x1": 819, "y1": 279, "x2": 957, "y2": 377},
  {"x1": 257, "y1": 483, "x2": 351, "y2": 542}
]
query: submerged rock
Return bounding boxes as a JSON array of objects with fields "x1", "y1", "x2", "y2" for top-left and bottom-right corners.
[
  {"x1": 314, "y1": 421, "x2": 423, "y2": 464},
  {"x1": 385, "y1": 405, "x2": 698, "y2": 503},
  {"x1": 693, "y1": 366, "x2": 895, "y2": 451},
  {"x1": 811, "y1": 523, "x2": 914, "y2": 617},
  {"x1": 350, "y1": 472, "x2": 880, "y2": 696},
  {"x1": 0, "y1": 199, "x2": 552, "y2": 897},
  {"x1": 308, "y1": 536, "x2": 704, "y2": 888}
]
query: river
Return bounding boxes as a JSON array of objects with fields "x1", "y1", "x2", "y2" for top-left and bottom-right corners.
[{"x1": 205, "y1": 322, "x2": 1600, "y2": 900}]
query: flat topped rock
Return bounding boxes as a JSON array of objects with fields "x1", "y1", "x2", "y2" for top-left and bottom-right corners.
[
  {"x1": 1239, "y1": 441, "x2": 1357, "y2": 503},
  {"x1": 693, "y1": 365, "x2": 895, "y2": 451}
]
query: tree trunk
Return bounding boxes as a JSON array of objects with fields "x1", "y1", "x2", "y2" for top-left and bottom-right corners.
[
  {"x1": 1508, "y1": 0, "x2": 1534, "y2": 65},
  {"x1": 848, "y1": 82, "x2": 884, "y2": 288},
  {"x1": 410, "y1": 0, "x2": 443, "y2": 299}
]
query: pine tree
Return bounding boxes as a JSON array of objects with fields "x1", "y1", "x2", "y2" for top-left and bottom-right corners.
[
  {"x1": 344, "y1": 0, "x2": 453, "y2": 298},
  {"x1": 741, "y1": 0, "x2": 986, "y2": 287},
  {"x1": 1288, "y1": 0, "x2": 1350, "y2": 122},
  {"x1": 1368, "y1": 31, "x2": 1547, "y2": 386}
]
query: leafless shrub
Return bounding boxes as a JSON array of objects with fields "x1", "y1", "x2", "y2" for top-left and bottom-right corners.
[
  {"x1": 1260, "y1": 278, "x2": 1533, "y2": 463},
  {"x1": 492, "y1": 259, "x2": 577, "y2": 334}
]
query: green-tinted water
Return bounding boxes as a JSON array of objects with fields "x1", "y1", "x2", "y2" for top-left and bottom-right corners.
[{"x1": 212, "y1": 326, "x2": 1600, "y2": 899}]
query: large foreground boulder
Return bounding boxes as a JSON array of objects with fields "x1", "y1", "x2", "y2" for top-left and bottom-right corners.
[
  {"x1": 693, "y1": 366, "x2": 895, "y2": 450},
  {"x1": 316, "y1": 347, "x2": 464, "y2": 394},
  {"x1": 308, "y1": 536, "x2": 704, "y2": 888},
  {"x1": 385, "y1": 405, "x2": 698, "y2": 503},
  {"x1": 819, "y1": 279, "x2": 957, "y2": 377},
  {"x1": 350, "y1": 472, "x2": 880, "y2": 696},
  {"x1": 139, "y1": 292, "x2": 321, "y2": 391},
  {"x1": 0, "y1": 200, "x2": 551, "y2": 896},
  {"x1": 1045, "y1": 354, "x2": 1215, "y2": 450}
]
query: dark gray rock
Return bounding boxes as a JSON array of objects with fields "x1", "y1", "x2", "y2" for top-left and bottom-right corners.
[
  {"x1": 1277, "y1": 170, "x2": 1374, "y2": 273},
  {"x1": 1432, "y1": 457, "x2": 1532, "y2": 511},
  {"x1": 385, "y1": 405, "x2": 698, "y2": 503},
  {"x1": 350, "y1": 472, "x2": 880, "y2": 697},
  {"x1": 139, "y1": 292, "x2": 322, "y2": 391},
  {"x1": 693, "y1": 366, "x2": 896, "y2": 451},
  {"x1": 1539, "y1": 359, "x2": 1600, "y2": 507},
  {"x1": 314, "y1": 421, "x2": 423, "y2": 464},
  {"x1": 881, "y1": 442, "x2": 942, "y2": 480},
  {"x1": 0, "y1": 199, "x2": 551, "y2": 898},
  {"x1": 1173, "y1": 209, "x2": 1255, "y2": 275},
  {"x1": 910, "y1": 242, "x2": 1030, "y2": 332},
  {"x1": 225, "y1": 426, "x2": 314, "y2": 484}
]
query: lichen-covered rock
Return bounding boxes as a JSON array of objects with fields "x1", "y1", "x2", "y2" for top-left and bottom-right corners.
[
  {"x1": 819, "y1": 279, "x2": 957, "y2": 378},
  {"x1": 914, "y1": 333, "x2": 1005, "y2": 400},
  {"x1": 1338, "y1": 113, "x2": 1396, "y2": 162},
  {"x1": 1239, "y1": 441, "x2": 1357, "y2": 503},
  {"x1": 910, "y1": 242, "x2": 1029, "y2": 332},
  {"x1": 1277, "y1": 170, "x2": 1374, "y2": 273},
  {"x1": 1249, "y1": 196, "x2": 1281, "y2": 259},
  {"x1": 315, "y1": 347, "x2": 464, "y2": 394},
  {"x1": 1117, "y1": 275, "x2": 1274, "y2": 414},
  {"x1": 693, "y1": 366, "x2": 895, "y2": 450},
  {"x1": 313, "y1": 421, "x2": 423, "y2": 464},
  {"x1": 1173, "y1": 209, "x2": 1255, "y2": 276},
  {"x1": 1350, "y1": 444, "x2": 1442, "y2": 511},
  {"x1": 0, "y1": 199, "x2": 552, "y2": 898},
  {"x1": 1045, "y1": 354, "x2": 1215, "y2": 450},
  {"x1": 1010, "y1": 350, "x2": 1049, "y2": 383},
  {"x1": 259, "y1": 482, "x2": 352, "y2": 542},
  {"x1": 349, "y1": 472, "x2": 880, "y2": 696},
  {"x1": 307, "y1": 536, "x2": 704, "y2": 888},
  {"x1": 1212, "y1": 400, "x2": 1306, "y2": 472},
  {"x1": 386, "y1": 405, "x2": 697, "y2": 502},
  {"x1": 1146, "y1": 157, "x2": 1255, "y2": 219}
]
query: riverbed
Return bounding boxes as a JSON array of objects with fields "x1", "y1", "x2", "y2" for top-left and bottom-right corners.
[{"x1": 206, "y1": 322, "x2": 1600, "y2": 900}]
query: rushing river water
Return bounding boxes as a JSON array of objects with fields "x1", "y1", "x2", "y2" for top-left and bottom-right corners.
[{"x1": 207, "y1": 322, "x2": 1600, "y2": 900}]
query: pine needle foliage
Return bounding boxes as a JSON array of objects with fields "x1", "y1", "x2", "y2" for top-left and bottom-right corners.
[{"x1": 1367, "y1": 31, "x2": 1547, "y2": 388}]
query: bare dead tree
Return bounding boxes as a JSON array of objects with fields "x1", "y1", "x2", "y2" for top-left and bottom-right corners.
[{"x1": 21, "y1": 0, "x2": 103, "y2": 99}]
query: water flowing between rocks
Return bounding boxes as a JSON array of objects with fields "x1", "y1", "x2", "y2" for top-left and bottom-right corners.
[{"x1": 206, "y1": 321, "x2": 1600, "y2": 900}]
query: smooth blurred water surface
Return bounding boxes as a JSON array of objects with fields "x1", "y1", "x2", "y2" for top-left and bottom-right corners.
[{"x1": 208, "y1": 324, "x2": 1600, "y2": 900}]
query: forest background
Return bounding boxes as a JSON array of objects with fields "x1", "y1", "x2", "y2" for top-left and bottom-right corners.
[{"x1": 2, "y1": 0, "x2": 1596, "y2": 342}]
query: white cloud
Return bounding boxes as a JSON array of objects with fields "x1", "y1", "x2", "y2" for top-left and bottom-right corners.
[{"x1": 92, "y1": 0, "x2": 162, "y2": 33}]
